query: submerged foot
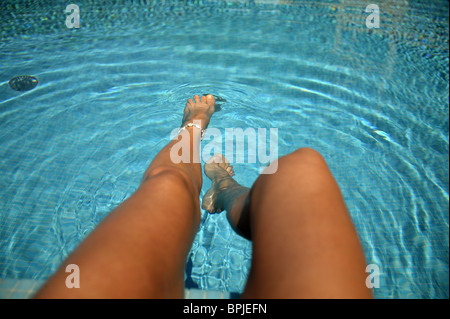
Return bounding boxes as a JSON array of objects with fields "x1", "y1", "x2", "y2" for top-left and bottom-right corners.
[
  {"x1": 202, "y1": 154, "x2": 237, "y2": 213},
  {"x1": 202, "y1": 154, "x2": 252, "y2": 240}
]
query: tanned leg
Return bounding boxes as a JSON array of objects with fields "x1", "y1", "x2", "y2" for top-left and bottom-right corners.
[
  {"x1": 202, "y1": 149, "x2": 372, "y2": 298},
  {"x1": 35, "y1": 95, "x2": 216, "y2": 298}
]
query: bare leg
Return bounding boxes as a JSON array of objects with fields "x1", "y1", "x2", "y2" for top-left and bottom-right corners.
[
  {"x1": 35, "y1": 95, "x2": 216, "y2": 298},
  {"x1": 203, "y1": 149, "x2": 372, "y2": 298}
]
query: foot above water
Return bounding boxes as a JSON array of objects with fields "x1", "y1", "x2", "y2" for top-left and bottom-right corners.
[{"x1": 182, "y1": 94, "x2": 216, "y2": 129}]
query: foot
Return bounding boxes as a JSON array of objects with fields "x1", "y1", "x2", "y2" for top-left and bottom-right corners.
[
  {"x1": 202, "y1": 155, "x2": 237, "y2": 213},
  {"x1": 202, "y1": 154, "x2": 252, "y2": 239},
  {"x1": 182, "y1": 94, "x2": 216, "y2": 129}
]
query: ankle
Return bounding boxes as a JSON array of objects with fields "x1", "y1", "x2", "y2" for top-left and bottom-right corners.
[
  {"x1": 225, "y1": 190, "x2": 252, "y2": 240},
  {"x1": 181, "y1": 116, "x2": 210, "y2": 130}
]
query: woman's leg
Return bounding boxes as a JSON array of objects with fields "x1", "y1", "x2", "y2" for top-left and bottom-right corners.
[
  {"x1": 35, "y1": 95, "x2": 216, "y2": 298},
  {"x1": 203, "y1": 148, "x2": 372, "y2": 298}
]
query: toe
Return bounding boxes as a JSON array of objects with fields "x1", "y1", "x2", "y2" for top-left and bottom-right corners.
[
  {"x1": 187, "y1": 98, "x2": 194, "y2": 106},
  {"x1": 206, "y1": 94, "x2": 215, "y2": 105},
  {"x1": 201, "y1": 95, "x2": 207, "y2": 103},
  {"x1": 194, "y1": 95, "x2": 200, "y2": 103},
  {"x1": 226, "y1": 166, "x2": 235, "y2": 176}
]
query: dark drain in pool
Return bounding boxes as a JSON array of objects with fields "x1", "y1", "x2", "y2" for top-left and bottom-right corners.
[{"x1": 9, "y1": 75, "x2": 39, "y2": 91}]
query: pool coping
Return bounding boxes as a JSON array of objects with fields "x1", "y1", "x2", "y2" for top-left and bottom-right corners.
[{"x1": 0, "y1": 278, "x2": 239, "y2": 299}]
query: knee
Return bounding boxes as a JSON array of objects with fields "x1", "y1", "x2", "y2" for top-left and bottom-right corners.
[
  {"x1": 276, "y1": 147, "x2": 328, "y2": 176},
  {"x1": 142, "y1": 166, "x2": 198, "y2": 197},
  {"x1": 287, "y1": 147, "x2": 326, "y2": 166},
  {"x1": 257, "y1": 147, "x2": 331, "y2": 190}
]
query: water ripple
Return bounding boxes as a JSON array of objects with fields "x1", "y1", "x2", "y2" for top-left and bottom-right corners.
[{"x1": 0, "y1": 0, "x2": 448, "y2": 298}]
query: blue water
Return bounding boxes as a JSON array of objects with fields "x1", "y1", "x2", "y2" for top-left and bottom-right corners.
[{"x1": 0, "y1": 0, "x2": 448, "y2": 298}]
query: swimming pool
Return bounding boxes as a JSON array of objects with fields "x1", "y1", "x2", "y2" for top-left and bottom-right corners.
[{"x1": 0, "y1": 0, "x2": 448, "y2": 298}]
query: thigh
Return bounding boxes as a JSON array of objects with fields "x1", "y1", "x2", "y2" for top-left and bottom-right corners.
[{"x1": 242, "y1": 148, "x2": 372, "y2": 298}]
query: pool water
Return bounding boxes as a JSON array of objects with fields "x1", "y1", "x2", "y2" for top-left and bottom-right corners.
[{"x1": 0, "y1": 0, "x2": 448, "y2": 298}]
